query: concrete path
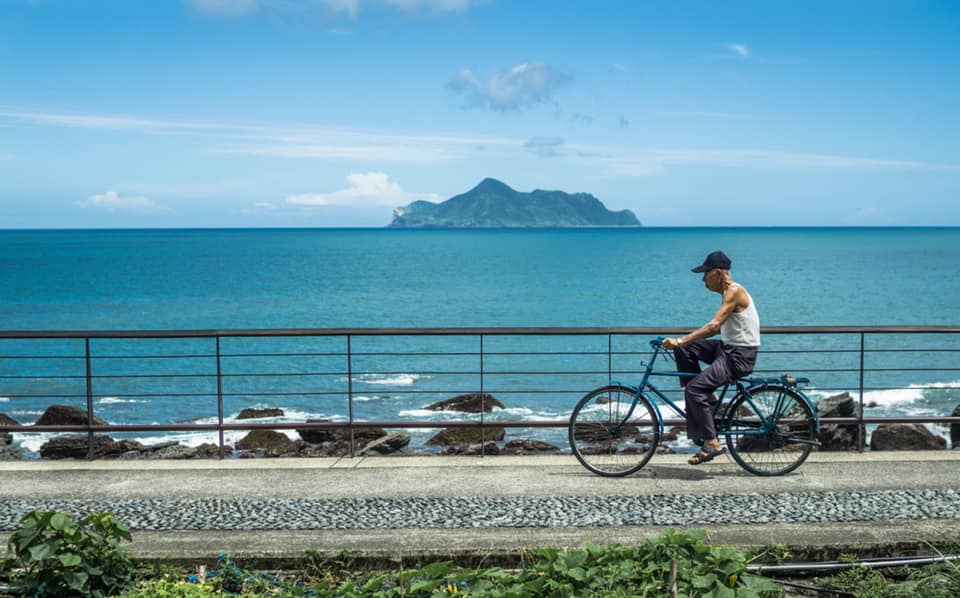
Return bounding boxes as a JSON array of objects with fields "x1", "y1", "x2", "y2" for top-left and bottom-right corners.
[{"x1": 2, "y1": 452, "x2": 959, "y2": 564}]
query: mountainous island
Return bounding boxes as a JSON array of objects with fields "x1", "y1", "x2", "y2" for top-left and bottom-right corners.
[{"x1": 389, "y1": 178, "x2": 641, "y2": 227}]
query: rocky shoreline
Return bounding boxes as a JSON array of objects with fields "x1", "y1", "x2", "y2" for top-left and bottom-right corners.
[{"x1": 1, "y1": 392, "x2": 956, "y2": 461}]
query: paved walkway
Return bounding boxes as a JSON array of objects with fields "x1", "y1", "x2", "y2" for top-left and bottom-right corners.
[{"x1": 2, "y1": 452, "x2": 959, "y2": 564}]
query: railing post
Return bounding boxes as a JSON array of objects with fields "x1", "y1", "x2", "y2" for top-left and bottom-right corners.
[
  {"x1": 85, "y1": 337, "x2": 94, "y2": 461},
  {"x1": 480, "y1": 334, "x2": 485, "y2": 457},
  {"x1": 608, "y1": 334, "x2": 613, "y2": 384},
  {"x1": 858, "y1": 332, "x2": 866, "y2": 452},
  {"x1": 216, "y1": 336, "x2": 224, "y2": 459},
  {"x1": 347, "y1": 335, "x2": 354, "y2": 458}
]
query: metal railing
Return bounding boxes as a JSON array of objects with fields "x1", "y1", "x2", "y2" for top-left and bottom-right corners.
[{"x1": 1, "y1": 325, "x2": 959, "y2": 458}]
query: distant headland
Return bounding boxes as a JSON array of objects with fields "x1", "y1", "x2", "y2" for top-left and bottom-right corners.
[{"x1": 389, "y1": 178, "x2": 641, "y2": 228}]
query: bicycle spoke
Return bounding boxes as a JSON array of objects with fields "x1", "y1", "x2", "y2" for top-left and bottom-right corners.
[
  {"x1": 722, "y1": 385, "x2": 817, "y2": 476},
  {"x1": 569, "y1": 385, "x2": 660, "y2": 477}
]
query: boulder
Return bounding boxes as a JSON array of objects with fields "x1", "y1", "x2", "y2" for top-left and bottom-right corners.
[
  {"x1": 117, "y1": 442, "x2": 199, "y2": 460},
  {"x1": 870, "y1": 424, "x2": 947, "y2": 451},
  {"x1": 426, "y1": 426, "x2": 506, "y2": 446},
  {"x1": 196, "y1": 443, "x2": 233, "y2": 458},
  {"x1": 39, "y1": 435, "x2": 143, "y2": 459},
  {"x1": 816, "y1": 392, "x2": 863, "y2": 451},
  {"x1": 951, "y1": 404, "x2": 960, "y2": 449},
  {"x1": 0, "y1": 412, "x2": 15, "y2": 444},
  {"x1": 439, "y1": 441, "x2": 500, "y2": 456},
  {"x1": 501, "y1": 439, "x2": 561, "y2": 455},
  {"x1": 0, "y1": 445, "x2": 22, "y2": 460},
  {"x1": 360, "y1": 432, "x2": 411, "y2": 455},
  {"x1": 425, "y1": 393, "x2": 505, "y2": 413},
  {"x1": 235, "y1": 430, "x2": 294, "y2": 451},
  {"x1": 237, "y1": 408, "x2": 285, "y2": 420},
  {"x1": 35, "y1": 405, "x2": 108, "y2": 427},
  {"x1": 296, "y1": 420, "x2": 385, "y2": 444}
]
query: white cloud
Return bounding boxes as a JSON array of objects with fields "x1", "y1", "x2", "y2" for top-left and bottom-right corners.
[
  {"x1": 726, "y1": 43, "x2": 750, "y2": 58},
  {"x1": 448, "y1": 62, "x2": 570, "y2": 112},
  {"x1": 287, "y1": 172, "x2": 439, "y2": 207},
  {"x1": 75, "y1": 191, "x2": 170, "y2": 213}
]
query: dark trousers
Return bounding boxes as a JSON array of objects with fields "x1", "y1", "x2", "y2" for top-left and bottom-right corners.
[{"x1": 674, "y1": 340, "x2": 759, "y2": 443}]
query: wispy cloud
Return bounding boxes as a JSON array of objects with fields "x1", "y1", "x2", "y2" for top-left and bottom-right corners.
[
  {"x1": 187, "y1": 0, "x2": 481, "y2": 19},
  {"x1": 287, "y1": 172, "x2": 439, "y2": 207},
  {"x1": 524, "y1": 136, "x2": 564, "y2": 158},
  {"x1": 726, "y1": 43, "x2": 750, "y2": 58},
  {"x1": 0, "y1": 108, "x2": 515, "y2": 164},
  {"x1": 188, "y1": 0, "x2": 259, "y2": 17},
  {"x1": 652, "y1": 110, "x2": 763, "y2": 120},
  {"x1": 448, "y1": 62, "x2": 571, "y2": 112},
  {"x1": 74, "y1": 191, "x2": 171, "y2": 213},
  {"x1": 579, "y1": 148, "x2": 960, "y2": 178}
]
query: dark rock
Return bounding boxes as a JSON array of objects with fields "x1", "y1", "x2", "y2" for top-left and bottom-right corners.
[
  {"x1": 35, "y1": 405, "x2": 108, "y2": 427},
  {"x1": 235, "y1": 430, "x2": 294, "y2": 451},
  {"x1": 0, "y1": 413, "x2": 20, "y2": 427},
  {"x1": 816, "y1": 392, "x2": 863, "y2": 451},
  {"x1": 0, "y1": 432, "x2": 10, "y2": 445},
  {"x1": 426, "y1": 426, "x2": 506, "y2": 446},
  {"x1": 951, "y1": 404, "x2": 960, "y2": 449},
  {"x1": 264, "y1": 440, "x2": 306, "y2": 458},
  {"x1": 237, "y1": 408, "x2": 285, "y2": 420},
  {"x1": 870, "y1": 424, "x2": 947, "y2": 451},
  {"x1": 501, "y1": 439, "x2": 561, "y2": 455},
  {"x1": 196, "y1": 443, "x2": 233, "y2": 458},
  {"x1": 0, "y1": 445, "x2": 22, "y2": 460},
  {"x1": 360, "y1": 432, "x2": 411, "y2": 455},
  {"x1": 39, "y1": 435, "x2": 143, "y2": 459},
  {"x1": 117, "y1": 442, "x2": 199, "y2": 460},
  {"x1": 424, "y1": 393, "x2": 505, "y2": 413},
  {"x1": 296, "y1": 420, "x2": 385, "y2": 444},
  {"x1": 439, "y1": 441, "x2": 500, "y2": 456}
]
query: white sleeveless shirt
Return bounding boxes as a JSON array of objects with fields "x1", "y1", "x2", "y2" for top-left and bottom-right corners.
[{"x1": 721, "y1": 283, "x2": 761, "y2": 347}]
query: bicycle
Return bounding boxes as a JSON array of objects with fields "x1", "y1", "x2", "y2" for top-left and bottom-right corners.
[{"x1": 569, "y1": 337, "x2": 820, "y2": 477}]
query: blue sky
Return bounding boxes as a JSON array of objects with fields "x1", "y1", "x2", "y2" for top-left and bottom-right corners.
[{"x1": 1, "y1": 0, "x2": 959, "y2": 227}]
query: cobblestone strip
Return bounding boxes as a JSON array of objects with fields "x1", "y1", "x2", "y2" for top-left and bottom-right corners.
[{"x1": 1, "y1": 489, "x2": 958, "y2": 531}]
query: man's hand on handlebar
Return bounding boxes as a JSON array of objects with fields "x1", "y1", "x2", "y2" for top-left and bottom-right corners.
[{"x1": 662, "y1": 337, "x2": 683, "y2": 351}]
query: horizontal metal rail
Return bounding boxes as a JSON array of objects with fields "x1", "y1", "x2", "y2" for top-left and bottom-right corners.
[{"x1": 1, "y1": 326, "x2": 958, "y2": 459}]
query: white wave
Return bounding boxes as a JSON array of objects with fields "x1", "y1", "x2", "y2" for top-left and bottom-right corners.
[
  {"x1": 97, "y1": 397, "x2": 148, "y2": 405},
  {"x1": 0, "y1": 397, "x2": 9, "y2": 403},
  {"x1": 353, "y1": 395, "x2": 389, "y2": 402},
  {"x1": 398, "y1": 408, "x2": 462, "y2": 419},
  {"x1": 354, "y1": 373, "x2": 425, "y2": 386}
]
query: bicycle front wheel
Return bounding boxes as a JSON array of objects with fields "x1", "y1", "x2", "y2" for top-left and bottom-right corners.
[
  {"x1": 569, "y1": 385, "x2": 660, "y2": 477},
  {"x1": 722, "y1": 384, "x2": 818, "y2": 476}
]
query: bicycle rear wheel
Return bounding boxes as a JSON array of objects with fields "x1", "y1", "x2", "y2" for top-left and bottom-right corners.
[
  {"x1": 722, "y1": 384, "x2": 817, "y2": 476},
  {"x1": 569, "y1": 385, "x2": 660, "y2": 477}
]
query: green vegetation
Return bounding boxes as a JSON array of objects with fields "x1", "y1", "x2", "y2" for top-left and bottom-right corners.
[
  {"x1": 821, "y1": 560, "x2": 960, "y2": 597},
  {"x1": 5, "y1": 510, "x2": 135, "y2": 597},
  {"x1": 4, "y1": 511, "x2": 960, "y2": 597}
]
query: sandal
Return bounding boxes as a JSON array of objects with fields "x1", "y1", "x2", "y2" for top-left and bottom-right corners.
[{"x1": 688, "y1": 446, "x2": 725, "y2": 465}]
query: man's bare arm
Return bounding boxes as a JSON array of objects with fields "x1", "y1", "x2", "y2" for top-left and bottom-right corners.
[{"x1": 663, "y1": 287, "x2": 745, "y2": 350}]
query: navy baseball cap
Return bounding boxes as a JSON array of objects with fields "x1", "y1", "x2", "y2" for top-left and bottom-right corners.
[{"x1": 691, "y1": 250, "x2": 732, "y2": 273}]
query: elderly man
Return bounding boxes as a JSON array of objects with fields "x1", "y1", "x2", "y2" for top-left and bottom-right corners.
[{"x1": 662, "y1": 251, "x2": 760, "y2": 465}]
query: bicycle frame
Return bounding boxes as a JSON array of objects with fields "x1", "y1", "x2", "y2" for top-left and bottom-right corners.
[{"x1": 612, "y1": 340, "x2": 819, "y2": 441}]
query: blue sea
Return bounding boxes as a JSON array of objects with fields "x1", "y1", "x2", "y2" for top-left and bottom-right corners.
[{"x1": 1, "y1": 227, "x2": 959, "y2": 454}]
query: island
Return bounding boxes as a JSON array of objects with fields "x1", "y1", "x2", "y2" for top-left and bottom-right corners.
[{"x1": 389, "y1": 178, "x2": 641, "y2": 227}]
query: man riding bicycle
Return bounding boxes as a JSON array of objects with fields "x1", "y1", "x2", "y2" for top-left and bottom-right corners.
[{"x1": 662, "y1": 250, "x2": 760, "y2": 465}]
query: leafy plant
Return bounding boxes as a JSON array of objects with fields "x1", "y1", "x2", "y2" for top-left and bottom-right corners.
[{"x1": 6, "y1": 510, "x2": 135, "y2": 597}]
